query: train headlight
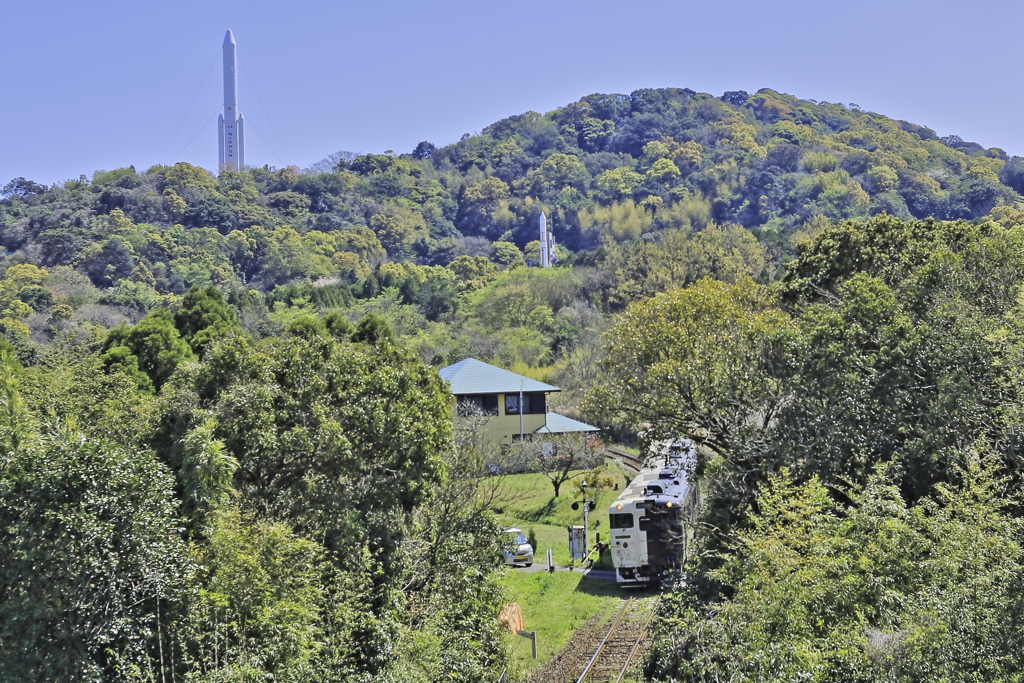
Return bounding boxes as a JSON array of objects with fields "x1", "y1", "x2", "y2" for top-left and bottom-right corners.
[
  {"x1": 615, "y1": 504, "x2": 623, "y2": 510},
  {"x1": 666, "y1": 501, "x2": 673, "y2": 508}
]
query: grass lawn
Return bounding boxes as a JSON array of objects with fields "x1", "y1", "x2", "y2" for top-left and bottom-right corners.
[
  {"x1": 502, "y1": 570, "x2": 626, "y2": 676},
  {"x1": 493, "y1": 462, "x2": 632, "y2": 566},
  {"x1": 491, "y1": 457, "x2": 639, "y2": 676}
]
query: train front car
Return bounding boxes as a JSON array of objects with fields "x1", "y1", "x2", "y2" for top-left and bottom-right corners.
[{"x1": 609, "y1": 442, "x2": 695, "y2": 586}]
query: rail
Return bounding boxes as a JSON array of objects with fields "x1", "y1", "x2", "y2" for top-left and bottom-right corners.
[
  {"x1": 604, "y1": 446, "x2": 643, "y2": 473},
  {"x1": 614, "y1": 596, "x2": 661, "y2": 683},
  {"x1": 575, "y1": 597, "x2": 634, "y2": 683},
  {"x1": 573, "y1": 595, "x2": 661, "y2": 683}
]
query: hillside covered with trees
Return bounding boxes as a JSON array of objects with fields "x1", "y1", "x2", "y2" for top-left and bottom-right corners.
[
  {"x1": 5, "y1": 86, "x2": 1024, "y2": 681},
  {"x1": 4, "y1": 87, "x2": 1024, "y2": 381}
]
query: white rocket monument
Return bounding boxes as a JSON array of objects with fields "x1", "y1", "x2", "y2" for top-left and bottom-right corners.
[
  {"x1": 218, "y1": 30, "x2": 245, "y2": 172},
  {"x1": 539, "y1": 212, "x2": 556, "y2": 267}
]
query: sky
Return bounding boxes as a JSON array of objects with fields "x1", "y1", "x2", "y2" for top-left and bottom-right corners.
[{"x1": 2, "y1": 0, "x2": 1021, "y2": 185}]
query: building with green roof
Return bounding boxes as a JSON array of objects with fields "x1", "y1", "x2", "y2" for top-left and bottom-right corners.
[{"x1": 439, "y1": 358, "x2": 599, "y2": 444}]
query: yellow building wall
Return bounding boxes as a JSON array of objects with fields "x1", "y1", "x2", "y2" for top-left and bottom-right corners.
[{"x1": 452, "y1": 392, "x2": 547, "y2": 445}]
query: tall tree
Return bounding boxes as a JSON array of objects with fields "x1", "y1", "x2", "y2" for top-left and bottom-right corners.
[
  {"x1": 646, "y1": 461, "x2": 1024, "y2": 682},
  {"x1": 101, "y1": 308, "x2": 194, "y2": 391},
  {"x1": 0, "y1": 415, "x2": 188, "y2": 681},
  {"x1": 174, "y1": 284, "x2": 241, "y2": 353},
  {"x1": 586, "y1": 277, "x2": 794, "y2": 463},
  {"x1": 156, "y1": 330, "x2": 449, "y2": 557}
]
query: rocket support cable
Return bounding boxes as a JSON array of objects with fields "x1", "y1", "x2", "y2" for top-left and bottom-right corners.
[
  {"x1": 239, "y1": 56, "x2": 291, "y2": 166},
  {"x1": 241, "y1": 117, "x2": 286, "y2": 168},
  {"x1": 170, "y1": 107, "x2": 222, "y2": 165},
  {"x1": 159, "y1": 49, "x2": 220, "y2": 167}
]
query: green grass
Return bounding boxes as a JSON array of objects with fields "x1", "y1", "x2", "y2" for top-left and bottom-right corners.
[
  {"x1": 494, "y1": 468, "x2": 629, "y2": 524},
  {"x1": 494, "y1": 463, "x2": 631, "y2": 567},
  {"x1": 502, "y1": 570, "x2": 625, "y2": 676},
  {"x1": 611, "y1": 443, "x2": 641, "y2": 456}
]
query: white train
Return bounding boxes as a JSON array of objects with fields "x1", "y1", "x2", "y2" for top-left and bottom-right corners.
[{"x1": 608, "y1": 440, "x2": 698, "y2": 585}]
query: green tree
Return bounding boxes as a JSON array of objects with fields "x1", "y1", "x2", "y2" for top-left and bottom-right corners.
[
  {"x1": 646, "y1": 460, "x2": 1024, "y2": 682},
  {"x1": 489, "y1": 138, "x2": 530, "y2": 182},
  {"x1": 463, "y1": 266, "x2": 582, "y2": 330},
  {"x1": 174, "y1": 510, "x2": 329, "y2": 681},
  {"x1": 154, "y1": 331, "x2": 452, "y2": 671},
  {"x1": 579, "y1": 199, "x2": 652, "y2": 243},
  {"x1": 174, "y1": 284, "x2": 241, "y2": 353},
  {"x1": 646, "y1": 157, "x2": 682, "y2": 183},
  {"x1": 258, "y1": 227, "x2": 319, "y2": 286},
  {"x1": 774, "y1": 217, "x2": 1024, "y2": 500},
  {"x1": 94, "y1": 343, "x2": 155, "y2": 392},
  {"x1": 369, "y1": 203, "x2": 429, "y2": 259},
  {"x1": 447, "y1": 255, "x2": 499, "y2": 293},
  {"x1": 0, "y1": 423, "x2": 188, "y2": 682},
  {"x1": 586, "y1": 278, "x2": 793, "y2": 462},
  {"x1": 527, "y1": 152, "x2": 589, "y2": 197},
  {"x1": 491, "y1": 240, "x2": 525, "y2": 269},
  {"x1": 776, "y1": 272, "x2": 999, "y2": 499},
  {"x1": 78, "y1": 235, "x2": 137, "y2": 286},
  {"x1": 457, "y1": 177, "x2": 511, "y2": 236},
  {"x1": 395, "y1": 411, "x2": 511, "y2": 681},
  {"x1": 335, "y1": 226, "x2": 386, "y2": 262},
  {"x1": 17, "y1": 351, "x2": 158, "y2": 449},
  {"x1": 157, "y1": 331, "x2": 448, "y2": 553},
  {"x1": 607, "y1": 225, "x2": 767, "y2": 308},
  {"x1": 102, "y1": 308, "x2": 195, "y2": 391},
  {"x1": 163, "y1": 161, "x2": 219, "y2": 195},
  {"x1": 179, "y1": 419, "x2": 238, "y2": 526},
  {"x1": 595, "y1": 166, "x2": 643, "y2": 203}
]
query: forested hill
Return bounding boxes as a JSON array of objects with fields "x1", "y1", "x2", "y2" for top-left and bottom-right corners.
[{"x1": 2, "y1": 86, "x2": 1024, "y2": 366}]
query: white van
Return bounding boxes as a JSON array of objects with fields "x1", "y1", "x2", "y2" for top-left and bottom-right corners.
[{"x1": 503, "y1": 528, "x2": 534, "y2": 567}]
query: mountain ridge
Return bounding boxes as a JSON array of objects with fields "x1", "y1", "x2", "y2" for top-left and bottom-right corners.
[{"x1": 1, "y1": 85, "x2": 1023, "y2": 346}]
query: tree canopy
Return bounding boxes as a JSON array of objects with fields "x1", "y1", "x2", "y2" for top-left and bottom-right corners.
[{"x1": 589, "y1": 214, "x2": 1024, "y2": 679}]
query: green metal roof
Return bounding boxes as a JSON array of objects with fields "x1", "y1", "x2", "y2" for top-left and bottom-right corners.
[
  {"x1": 438, "y1": 358, "x2": 559, "y2": 395},
  {"x1": 533, "y1": 412, "x2": 600, "y2": 434}
]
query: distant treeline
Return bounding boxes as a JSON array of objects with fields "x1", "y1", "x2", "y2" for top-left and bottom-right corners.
[{"x1": 4, "y1": 87, "x2": 1024, "y2": 379}]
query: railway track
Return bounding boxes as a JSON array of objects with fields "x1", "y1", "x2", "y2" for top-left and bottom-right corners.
[
  {"x1": 576, "y1": 595, "x2": 659, "y2": 683},
  {"x1": 604, "y1": 446, "x2": 644, "y2": 473},
  {"x1": 529, "y1": 595, "x2": 660, "y2": 683}
]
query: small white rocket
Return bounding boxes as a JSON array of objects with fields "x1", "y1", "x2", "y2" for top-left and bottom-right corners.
[
  {"x1": 539, "y1": 212, "x2": 556, "y2": 267},
  {"x1": 218, "y1": 30, "x2": 245, "y2": 172}
]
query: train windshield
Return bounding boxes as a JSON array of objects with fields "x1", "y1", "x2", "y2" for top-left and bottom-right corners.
[{"x1": 609, "y1": 513, "x2": 634, "y2": 529}]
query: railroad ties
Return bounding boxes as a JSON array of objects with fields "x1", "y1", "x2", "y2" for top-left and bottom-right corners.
[
  {"x1": 529, "y1": 595, "x2": 660, "y2": 683},
  {"x1": 603, "y1": 446, "x2": 643, "y2": 473}
]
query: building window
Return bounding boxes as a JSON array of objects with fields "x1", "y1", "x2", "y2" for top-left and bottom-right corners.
[
  {"x1": 505, "y1": 392, "x2": 547, "y2": 415},
  {"x1": 457, "y1": 394, "x2": 498, "y2": 416}
]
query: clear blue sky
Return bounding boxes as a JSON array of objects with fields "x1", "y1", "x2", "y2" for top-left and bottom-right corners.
[{"x1": 2, "y1": 0, "x2": 1021, "y2": 185}]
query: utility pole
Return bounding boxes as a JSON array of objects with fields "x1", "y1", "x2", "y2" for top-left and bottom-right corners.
[{"x1": 518, "y1": 380, "x2": 524, "y2": 441}]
